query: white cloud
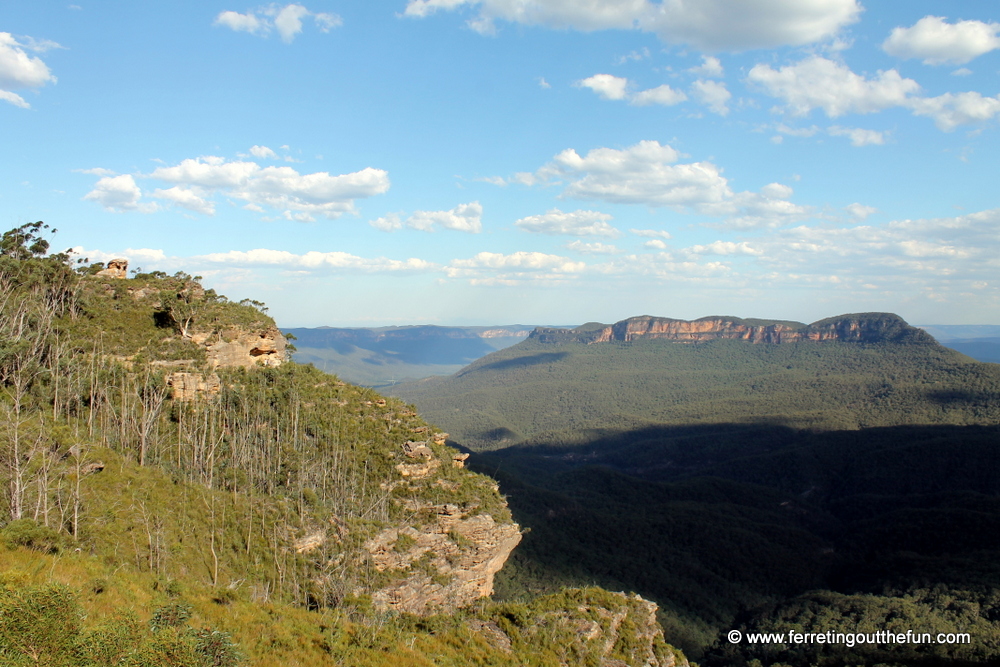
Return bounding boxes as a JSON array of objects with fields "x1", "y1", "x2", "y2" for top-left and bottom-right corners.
[
  {"x1": 214, "y1": 4, "x2": 342, "y2": 42},
  {"x1": 644, "y1": 239, "x2": 668, "y2": 250},
  {"x1": 75, "y1": 167, "x2": 118, "y2": 176},
  {"x1": 845, "y1": 203, "x2": 876, "y2": 219},
  {"x1": 908, "y1": 91, "x2": 1000, "y2": 132},
  {"x1": 689, "y1": 55, "x2": 723, "y2": 77},
  {"x1": 273, "y1": 4, "x2": 311, "y2": 42},
  {"x1": 578, "y1": 73, "x2": 687, "y2": 107},
  {"x1": 537, "y1": 76, "x2": 551, "y2": 89},
  {"x1": 518, "y1": 140, "x2": 807, "y2": 229},
  {"x1": 313, "y1": 12, "x2": 343, "y2": 32},
  {"x1": 0, "y1": 32, "x2": 58, "y2": 108},
  {"x1": 83, "y1": 155, "x2": 389, "y2": 220},
  {"x1": 83, "y1": 175, "x2": 158, "y2": 213},
  {"x1": 199, "y1": 248, "x2": 435, "y2": 272},
  {"x1": 0, "y1": 90, "x2": 29, "y2": 108},
  {"x1": 643, "y1": 0, "x2": 861, "y2": 51},
  {"x1": 214, "y1": 10, "x2": 266, "y2": 34},
  {"x1": 686, "y1": 240, "x2": 762, "y2": 256},
  {"x1": 514, "y1": 208, "x2": 619, "y2": 237},
  {"x1": 369, "y1": 213, "x2": 403, "y2": 231},
  {"x1": 690, "y1": 79, "x2": 731, "y2": 115},
  {"x1": 631, "y1": 229, "x2": 673, "y2": 239},
  {"x1": 406, "y1": 201, "x2": 483, "y2": 233},
  {"x1": 249, "y1": 145, "x2": 280, "y2": 159},
  {"x1": 828, "y1": 125, "x2": 887, "y2": 146},
  {"x1": 699, "y1": 183, "x2": 811, "y2": 229},
  {"x1": 566, "y1": 240, "x2": 619, "y2": 255},
  {"x1": 747, "y1": 56, "x2": 920, "y2": 117},
  {"x1": 403, "y1": 0, "x2": 861, "y2": 51},
  {"x1": 151, "y1": 186, "x2": 216, "y2": 215},
  {"x1": 774, "y1": 123, "x2": 820, "y2": 138},
  {"x1": 630, "y1": 84, "x2": 687, "y2": 107},
  {"x1": 447, "y1": 251, "x2": 586, "y2": 283},
  {"x1": 145, "y1": 155, "x2": 390, "y2": 220},
  {"x1": 883, "y1": 16, "x2": 1000, "y2": 65},
  {"x1": 952, "y1": 68, "x2": 973, "y2": 77},
  {"x1": 577, "y1": 73, "x2": 628, "y2": 100}
]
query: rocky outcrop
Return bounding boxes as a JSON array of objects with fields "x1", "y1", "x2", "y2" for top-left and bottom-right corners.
[
  {"x1": 166, "y1": 372, "x2": 221, "y2": 400},
  {"x1": 95, "y1": 258, "x2": 128, "y2": 279},
  {"x1": 531, "y1": 313, "x2": 934, "y2": 346},
  {"x1": 365, "y1": 501, "x2": 521, "y2": 615},
  {"x1": 194, "y1": 326, "x2": 288, "y2": 369}
]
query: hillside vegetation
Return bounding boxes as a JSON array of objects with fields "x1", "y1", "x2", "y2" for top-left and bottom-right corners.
[{"x1": 0, "y1": 223, "x2": 684, "y2": 666}]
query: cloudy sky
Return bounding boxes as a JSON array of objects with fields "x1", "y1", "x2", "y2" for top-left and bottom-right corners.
[{"x1": 3, "y1": 1, "x2": 1000, "y2": 326}]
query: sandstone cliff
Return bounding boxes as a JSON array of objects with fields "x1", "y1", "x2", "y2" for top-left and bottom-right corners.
[{"x1": 530, "y1": 312, "x2": 933, "y2": 346}]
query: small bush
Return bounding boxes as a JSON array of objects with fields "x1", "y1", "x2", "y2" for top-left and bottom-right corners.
[{"x1": 0, "y1": 519, "x2": 64, "y2": 554}]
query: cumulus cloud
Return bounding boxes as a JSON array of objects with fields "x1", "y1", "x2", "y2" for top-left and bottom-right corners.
[
  {"x1": 845, "y1": 203, "x2": 876, "y2": 219},
  {"x1": 514, "y1": 208, "x2": 619, "y2": 237},
  {"x1": 214, "y1": 4, "x2": 342, "y2": 42},
  {"x1": 566, "y1": 240, "x2": 619, "y2": 254},
  {"x1": 690, "y1": 79, "x2": 731, "y2": 115},
  {"x1": 368, "y1": 213, "x2": 403, "y2": 231},
  {"x1": 578, "y1": 73, "x2": 687, "y2": 107},
  {"x1": 83, "y1": 155, "x2": 389, "y2": 220},
  {"x1": 0, "y1": 32, "x2": 58, "y2": 108},
  {"x1": 689, "y1": 55, "x2": 723, "y2": 77},
  {"x1": 748, "y1": 56, "x2": 920, "y2": 117},
  {"x1": 883, "y1": 16, "x2": 1000, "y2": 65},
  {"x1": 249, "y1": 145, "x2": 280, "y2": 159},
  {"x1": 644, "y1": 239, "x2": 668, "y2": 250},
  {"x1": 631, "y1": 229, "x2": 673, "y2": 239},
  {"x1": 405, "y1": 201, "x2": 483, "y2": 233},
  {"x1": 199, "y1": 248, "x2": 435, "y2": 272},
  {"x1": 630, "y1": 84, "x2": 687, "y2": 106},
  {"x1": 686, "y1": 240, "x2": 762, "y2": 256},
  {"x1": 83, "y1": 175, "x2": 158, "y2": 213},
  {"x1": 750, "y1": 210, "x2": 1000, "y2": 284},
  {"x1": 151, "y1": 187, "x2": 216, "y2": 215},
  {"x1": 577, "y1": 73, "x2": 629, "y2": 100},
  {"x1": 403, "y1": 0, "x2": 861, "y2": 51},
  {"x1": 908, "y1": 91, "x2": 1000, "y2": 132},
  {"x1": 517, "y1": 140, "x2": 807, "y2": 229},
  {"x1": 828, "y1": 125, "x2": 887, "y2": 146},
  {"x1": 447, "y1": 250, "x2": 586, "y2": 284}
]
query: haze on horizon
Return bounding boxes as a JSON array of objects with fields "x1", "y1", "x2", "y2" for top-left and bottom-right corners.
[{"x1": 3, "y1": 1, "x2": 999, "y2": 327}]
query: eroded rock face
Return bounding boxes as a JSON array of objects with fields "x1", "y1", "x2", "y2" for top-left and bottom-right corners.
[
  {"x1": 366, "y1": 501, "x2": 522, "y2": 615},
  {"x1": 95, "y1": 258, "x2": 128, "y2": 279},
  {"x1": 203, "y1": 326, "x2": 288, "y2": 369},
  {"x1": 166, "y1": 372, "x2": 221, "y2": 400}
]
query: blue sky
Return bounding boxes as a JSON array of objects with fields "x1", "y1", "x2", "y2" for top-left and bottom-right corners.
[{"x1": 3, "y1": 1, "x2": 1000, "y2": 327}]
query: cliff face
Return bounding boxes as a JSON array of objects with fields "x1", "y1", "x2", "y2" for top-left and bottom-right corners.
[
  {"x1": 530, "y1": 313, "x2": 934, "y2": 346},
  {"x1": 190, "y1": 325, "x2": 288, "y2": 369},
  {"x1": 366, "y1": 500, "x2": 521, "y2": 614}
]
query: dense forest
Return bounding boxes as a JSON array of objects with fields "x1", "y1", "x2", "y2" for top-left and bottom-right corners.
[
  {"x1": 394, "y1": 313, "x2": 1000, "y2": 665},
  {"x1": 0, "y1": 222, "x2": 684, "y2": 667}
]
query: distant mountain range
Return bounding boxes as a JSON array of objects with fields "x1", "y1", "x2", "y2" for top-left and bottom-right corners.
[
  {"x1": 918, "y1": 323, "x2": 1000, "y2": 363},
  {"x1": 283, "y1": 320, "x2": 1000, "y2": 386},
  {"x1": 283, "y1": 324, "x2": 545, "y2": 386}
]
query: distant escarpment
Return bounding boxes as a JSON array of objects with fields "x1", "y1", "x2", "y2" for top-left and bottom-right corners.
[{"x1": 531, "y1": 312, "x2": 934, "y2": 346}]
